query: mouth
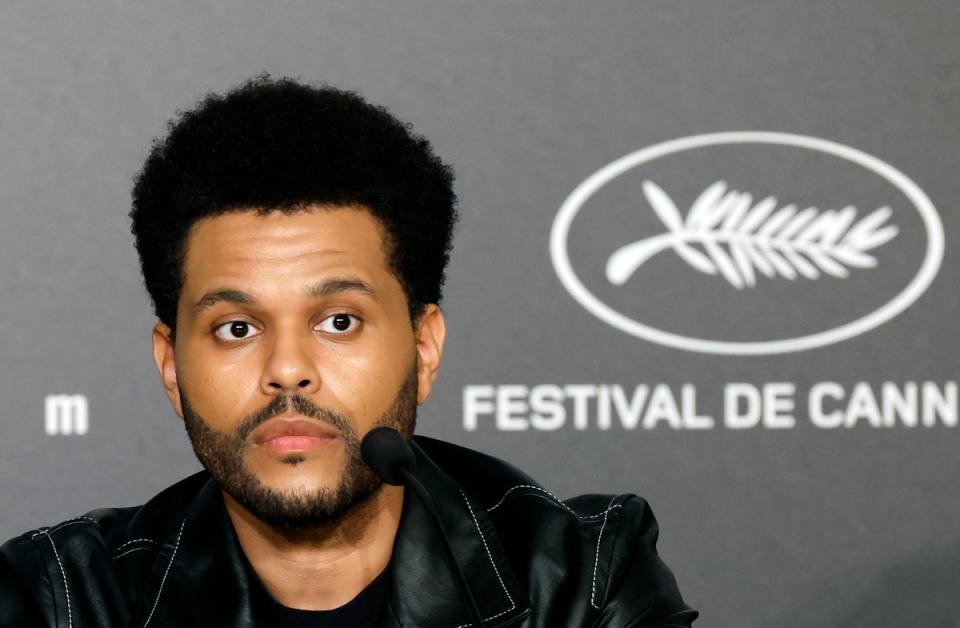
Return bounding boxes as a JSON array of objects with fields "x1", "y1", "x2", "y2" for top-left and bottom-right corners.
[{"x1": 251, "y1": 414, "x2": 340, "y2": 454}]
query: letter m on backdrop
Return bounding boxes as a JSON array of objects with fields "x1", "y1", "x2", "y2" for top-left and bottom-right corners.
[{"x1": 44, "y1": 394, "x2": 89, "y2": 435}]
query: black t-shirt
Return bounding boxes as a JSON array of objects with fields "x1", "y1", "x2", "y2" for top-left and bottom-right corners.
[{"x1": 249, "y1": 562, "x2": 390, "y2": 628}]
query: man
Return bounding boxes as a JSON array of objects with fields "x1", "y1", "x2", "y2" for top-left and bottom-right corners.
[{"x1": 0, "y1": 76, "x2": 698, "y2": 627}]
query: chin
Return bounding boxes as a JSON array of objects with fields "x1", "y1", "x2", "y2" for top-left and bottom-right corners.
[{"x1": 255, "y1": 464, "x2": 342, "y2": 493}]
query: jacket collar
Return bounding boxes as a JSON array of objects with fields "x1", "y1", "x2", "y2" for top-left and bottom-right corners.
[
  {"x1": 128, "y1": 438, "x2": 531, "y2": 628},
  {"x1": 380, "y1": 438, "x2": 531, "y2": 627}
]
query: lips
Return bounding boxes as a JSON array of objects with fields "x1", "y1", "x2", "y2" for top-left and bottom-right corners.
[{"x1": 251, "y1": 415, "x2": 340, "y2": 447}]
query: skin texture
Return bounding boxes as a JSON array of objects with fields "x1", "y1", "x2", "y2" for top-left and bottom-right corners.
[{"x1": 150, "y1": 206, "x2": 447, "y2": 610}]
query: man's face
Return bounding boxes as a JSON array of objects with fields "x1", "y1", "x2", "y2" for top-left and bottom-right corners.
[{"x1": 151, "y1": 206, "x2": 445, "y2": 528}]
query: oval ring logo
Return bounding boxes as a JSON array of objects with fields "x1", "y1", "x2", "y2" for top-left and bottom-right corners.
[{"x1": 550, "y1": 131, "x2": 944, "y2": 355}]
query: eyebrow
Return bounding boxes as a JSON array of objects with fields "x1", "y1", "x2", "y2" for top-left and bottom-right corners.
[
  {"x1": 191, "y1": 289, "x2": 254, "y2": 316},
  {"x1": 191, "y1": 278, "x2": 378, "y2": 317},
  {"x1": 308, "y1": 277, "x2": 378, "y2": 301}
]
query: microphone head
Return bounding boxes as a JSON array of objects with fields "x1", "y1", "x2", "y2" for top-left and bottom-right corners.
[{"x1": 361, "y1": 426, "x2": 417, "y2": 486}]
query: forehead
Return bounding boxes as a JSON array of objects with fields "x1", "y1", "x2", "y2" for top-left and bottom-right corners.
[{"x1": 181, "y1": 206, "x2": 393, "y2": 295}]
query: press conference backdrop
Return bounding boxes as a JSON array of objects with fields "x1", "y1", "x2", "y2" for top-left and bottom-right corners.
[{"x1": 2, "y1": 2, "x2": 957, "y2": 626}]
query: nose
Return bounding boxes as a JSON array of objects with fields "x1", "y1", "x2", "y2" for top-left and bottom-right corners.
[{"x1": 260, "y1": 329, "x2": 321, "y2": 395}]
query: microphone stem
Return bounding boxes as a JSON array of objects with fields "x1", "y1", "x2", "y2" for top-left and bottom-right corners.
[{"x1": 399, "y1": 468, "x2": 487, "y2": 628}]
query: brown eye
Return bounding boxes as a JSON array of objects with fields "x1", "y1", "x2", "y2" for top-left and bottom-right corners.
[
  {"x1": 214, "y1": 321, "x2": 260, "y2": 341},
  {"x1": 318, "y1": 313, "x2": 359, "y2": 334}
]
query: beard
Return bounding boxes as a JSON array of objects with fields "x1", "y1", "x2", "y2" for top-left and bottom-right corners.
[{"x1": 180, "y1": 365, "x2": 418, "y2": 530}]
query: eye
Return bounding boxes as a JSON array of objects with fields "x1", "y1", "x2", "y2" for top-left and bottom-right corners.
[
  {"x1": 317, "y1": 313, "x2": 360, "y2": 335},
  {"x1": 214, "y1": 320, "x2": 260, "y2": 341}
]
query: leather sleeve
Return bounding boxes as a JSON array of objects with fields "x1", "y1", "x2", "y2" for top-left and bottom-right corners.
[
  {"x1": 593, "y1": 495, "x2": 699, "y2": 627},
  {"x1": 0, "y1": 552, "x2": 48, "y2": 628}
]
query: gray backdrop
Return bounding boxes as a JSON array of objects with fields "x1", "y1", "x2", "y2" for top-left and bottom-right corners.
[{"x1": 1, "y1": 2, "x2": 957, "y2": 626}]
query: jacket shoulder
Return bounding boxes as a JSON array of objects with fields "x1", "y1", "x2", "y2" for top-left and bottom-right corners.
[
  {"x1": 1, "y1": 531, "x2": 53, "y2": 627},
  {"x1": 414, "y1": 435, "x2": 631, "y2": 527},
  {"x1": 413, "y1": 435, "x2": 541, "y2": 504},
  {"x1": 0, "y1": 471, "x2": 210, "y2": 627},
  {"x1": 414, "y1": 436, "x2": 698, "y2": 626},
  {"x1": 0, "y1": 513, "x2": 128, "y2": 628},
  {"x1": 2, "y1": 471, "x2": 208, "y2": 559}
]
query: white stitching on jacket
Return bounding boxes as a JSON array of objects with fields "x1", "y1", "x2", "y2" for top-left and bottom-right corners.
[
  {"x1": 486, "y1": 484, "x2": 573, "y2": 514},
  {"x1": 142, "y1": 516, "x2": 186, "y2": 627},
  {"x1": 580, "y1": 504, "x2": 623, "y2": 521},
  {"x1": 113, "y1": 546, "x2": 157, "y2": 559},
  {"x1": 590, "y1": 496, "x2": 619, "y2": 610},
  {"x1": 517, "y1": 492, "x2": 624, "y2": 522},
  {"x1": 486, "y1": 485, "x2": 630, "y2": 612},
  {"x1": 111, "y1": 538, "x2": 160, "y2": 554},
  {"x1": 40, "y1": 530, "x2": 72, "y2": 628},
  {"x1": 30, "y1": 517, "x2": 97, "y2": 540},
  {"x1": 454, "y1": 489, "x2": 516, "y2": 628},
  {"x1": 486, "y1": 484, "x2": 623, "y2": 520}
]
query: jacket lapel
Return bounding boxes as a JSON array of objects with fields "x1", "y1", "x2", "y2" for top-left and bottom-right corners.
[
  {"x1": 380, "y1": 440, "x2": 531, "y2": 628},
  {"x1": 127, "y1": 478, "x2": 258, "y2": 628}
]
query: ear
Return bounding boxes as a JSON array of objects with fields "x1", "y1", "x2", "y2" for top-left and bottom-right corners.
[
  {"x1": 414, "y1": 304, "x2": 447, "y2": 405},
  {"x1": 151, "y1": 322, "x2": 184, "y2": 418}
]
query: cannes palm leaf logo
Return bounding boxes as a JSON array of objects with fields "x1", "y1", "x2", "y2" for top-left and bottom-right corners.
[{"x1": 606, "y1": 180, "x2": 899, "y2": 289}]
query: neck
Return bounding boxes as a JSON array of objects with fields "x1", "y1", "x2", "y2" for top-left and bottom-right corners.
[{"x1": 223, "y1": 484, "x2": 404, "y2": 610}]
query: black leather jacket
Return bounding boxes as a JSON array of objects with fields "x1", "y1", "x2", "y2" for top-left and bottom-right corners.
[{"x1": 1, "y1": 436, "x2": 698, "y2": 627}]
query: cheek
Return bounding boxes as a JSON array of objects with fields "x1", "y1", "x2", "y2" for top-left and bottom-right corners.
[
  {"x1": 178, "y1": 351, "x2": 262, "y2": 427},
  {"x1": 320, "y1": 355, "x2": 384, "y2": 413},
  {"x1": 319, "y1": 343, "x2": 411, "y2": 421}
]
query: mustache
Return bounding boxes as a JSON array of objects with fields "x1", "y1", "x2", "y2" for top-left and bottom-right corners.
[{"x1": 235, "y1": 394, "x2": 355, "y2": 444}]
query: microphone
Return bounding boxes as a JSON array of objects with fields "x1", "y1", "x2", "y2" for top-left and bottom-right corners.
[
  {"x1": 361, "y1": 426, "x2": 416, "y2": 486},
  {"x1": 361, "y1": 427, "x2": 487, "y2": 628}
]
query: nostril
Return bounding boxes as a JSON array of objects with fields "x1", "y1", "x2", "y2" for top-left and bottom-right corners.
[{"x1": 298, "y1": 379, "x2": 311, "y2": 388}]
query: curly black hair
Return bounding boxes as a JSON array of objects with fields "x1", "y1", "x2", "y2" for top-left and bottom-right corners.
[{"x1": 130, "y1": 75, "x2": 457, "y2": 331}]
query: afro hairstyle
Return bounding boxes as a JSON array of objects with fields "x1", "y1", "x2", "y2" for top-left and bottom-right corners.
[{"x1": 130, "y1": 75, "x2": 458, "y2": 331}]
